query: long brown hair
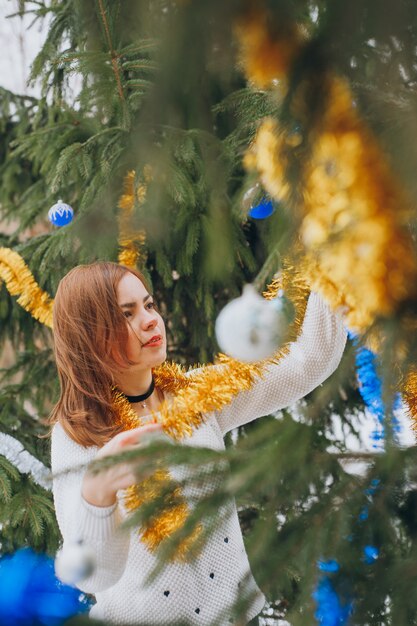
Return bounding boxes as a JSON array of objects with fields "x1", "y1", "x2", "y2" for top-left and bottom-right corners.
[{"x1": 49, "y1": 262, "x2": 150, "y2": 447}]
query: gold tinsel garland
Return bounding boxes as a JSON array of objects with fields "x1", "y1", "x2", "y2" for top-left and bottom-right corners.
[
  {"x1": 123, "y1": 468, "x2": 203, "y2": 558},
  {"x1": 0, "y1": 247, "x2": 54, "y2": 328},
  {"x1": 117, "y1": 169, "x2": 149, "y2": 268},
  {"x1": 403, "y1": 371, "x2": 417, "y2": 433},
  {"x1": 245, "y1": 83, "x2": 417, "y2": 333},
  {"x1": 235, "y1": 4, "x2": 305, "y2": 89},
  {"x1": 239, "y1": 6, "x2": 417, "y2": 334},
  {"x1": 112, "y1": 386, "x2": 204, "y2": 560},
  {"x1": 301, "y1": 77, "x2": 417, "y2": 332}
]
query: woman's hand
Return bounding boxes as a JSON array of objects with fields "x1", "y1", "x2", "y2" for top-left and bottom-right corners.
[{"x1": 81, "y1": 423, "x2": 164, "y2": 508}]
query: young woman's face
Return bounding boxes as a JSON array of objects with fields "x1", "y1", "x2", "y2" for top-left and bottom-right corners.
[{"x1": 116, "y1": 272, "x2": 167, "y2": 370}]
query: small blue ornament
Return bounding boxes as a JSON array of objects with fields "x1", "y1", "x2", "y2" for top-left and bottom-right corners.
[
  {"x1": 358, "y1": 506, "x2": 369, "y2": 521},
  {"x1": 317, "y1": 559, "x2": 340, "y2": 573},
  {"x1": 48, "y1": 199, "x2": 74, "y2": 227},
  {"x1": 392, "y1": 415, "x2": 402, "y2": 433},
  {"x1": 370, "y1": 429, "x2": 384, "y2": 440},
  {"x1": 363, "y1": 545, "x2": 379, "y2": 564},
  {"x1": 312, "y1": 577, "x2": 352, "y2": 626},
  {"x1": 248, "y1": 198, "x2": 275, "y2": 219},
  {"x1": 364, "y1": 478, "x2": 380, "y2": 497},
  {"x1": 348, "y1": 331, "x2": 402, "y2": 444}
]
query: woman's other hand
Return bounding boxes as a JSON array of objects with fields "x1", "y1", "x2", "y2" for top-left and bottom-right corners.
[{"x1": 81, "y1": 423, "x2": 163, "y2": 507}]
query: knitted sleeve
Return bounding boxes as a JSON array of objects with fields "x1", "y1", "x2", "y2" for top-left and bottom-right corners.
[
  {"x1": 51, "y1": 423, "x2": 130, "y2": 593},
  {"x1": 215, "y1": 292, "x2": 347, "y2": 435}
]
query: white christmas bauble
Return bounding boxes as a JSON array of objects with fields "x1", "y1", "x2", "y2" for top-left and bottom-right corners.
[
  {"x1": 242, "y1": 183, "x2": 261, "y2": 211},
  {"x1": 215, "y1": 285, "x2": 293, "y2": 362},
  {"x1": 55, "y1": 541, "x2": 96, "y2": 586}
]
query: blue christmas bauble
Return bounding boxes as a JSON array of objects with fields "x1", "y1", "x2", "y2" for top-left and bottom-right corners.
[
  {"x1": 248, "y1": 198, "x2": 275, "y2": 219},
  {"x1": 48, "y1": 200, "x2": 74, "y2": 227},
  {"x1": 363, "y1": 545, "x2": 379, "y2": 564},
  {"x1": 317, "y1": 559, "x2": 340, "y2": 573},
  {"x1": 0, "y1": 548, "x2": 89, "y2": 625}
]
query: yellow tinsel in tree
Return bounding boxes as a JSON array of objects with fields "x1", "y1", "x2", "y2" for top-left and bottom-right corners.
[
  {"x1": 243, "y1": 117, "x2": 292, "y2": 204},
  {"x1": 112, "y1": 386, "x2": 203, "y2": 561},
  {"x1": 124, "y1": 469, "x2": 204, "y2": 561},
  {"x1": 300, "y1": 77, "x2": 417, "y2": 331},
  {"x1": 235, "y1": 5, "x2": 305, "y2": 88},
  {"x1": 401, "y1": 370, "x2": 417, "y2": 434},
  {"x1": 0, "y1": 247, "x2": 54, "y2": 328},
  {"x1": 246, "y1": 76, "x2": 417, "y2": 333},
  {"x1": 118, "y1": 169, "x2": 148, "y2": 268}
]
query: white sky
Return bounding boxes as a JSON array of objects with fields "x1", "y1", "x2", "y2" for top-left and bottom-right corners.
[{"x1": 0, "y1": 1, "x2": 47, "y2": 96}]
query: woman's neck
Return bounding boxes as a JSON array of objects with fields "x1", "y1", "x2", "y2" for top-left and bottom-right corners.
[{"x1": 115, "y1": 369, "x2": 153, "y2": 397}]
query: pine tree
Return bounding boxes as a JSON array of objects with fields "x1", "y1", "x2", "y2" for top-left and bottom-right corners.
[{"x1": 1, "y1": 1, "x2": 417, "y2": 625}]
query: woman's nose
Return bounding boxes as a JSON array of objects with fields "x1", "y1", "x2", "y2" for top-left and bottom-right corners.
[{"x1": 141, "y1": 314, "x2": 157, "y2": 331}]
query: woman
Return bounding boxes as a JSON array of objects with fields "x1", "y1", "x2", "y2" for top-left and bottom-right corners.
[{"x1": 50, "y1": 261, "x2": 347, "y2": 625}]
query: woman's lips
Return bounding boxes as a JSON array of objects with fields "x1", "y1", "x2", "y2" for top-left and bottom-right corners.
[{"x1": 143, "y1": 335, "x2": 163, "y2": 347}]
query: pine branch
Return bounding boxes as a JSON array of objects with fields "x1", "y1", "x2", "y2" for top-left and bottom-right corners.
[{"x1": 96, "y1": 0, "x2": 125, "y2": 103}]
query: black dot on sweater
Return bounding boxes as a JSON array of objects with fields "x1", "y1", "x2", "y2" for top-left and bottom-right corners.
[
  {"x1": 224, "y1": 537, "x2": 229, "y2": 543},
  {"x1": 195, "y1": 608, "x2": 200, "y2": 614},
  {"x1": 164, "y1": 590, "x2": 170, "y2": 597},
  {"x1": 237, "y1": 581, "x2": 241, "y2": 588},
  {"x1": 209, "y1": 572, "x2": 214, "y2": 579}
]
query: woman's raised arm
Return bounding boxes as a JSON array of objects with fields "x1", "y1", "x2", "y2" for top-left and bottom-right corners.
[{"x1": 214, "y1": 292, "x2": 347, "y2": 435}]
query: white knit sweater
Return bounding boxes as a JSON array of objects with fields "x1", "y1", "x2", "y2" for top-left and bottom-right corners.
[{"x1": 51, "y1": 293, "x2": 347, "y2": 626}]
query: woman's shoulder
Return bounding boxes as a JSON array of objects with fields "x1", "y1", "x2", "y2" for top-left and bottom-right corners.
[
  {"x1": 184, "y1": 363, "x2": 222, "y2": 379},
  {"x1": 51, "y1": 421, "x2": 98, "y2": 471},
  {"x1": 51, "y1": 421, "x2": 76, "y2": 446}
]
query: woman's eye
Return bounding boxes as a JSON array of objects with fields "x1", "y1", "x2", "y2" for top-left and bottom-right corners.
[
  {"x1": 146, "y1": 301, "x2": 155, "y2": 310},
  {"x1": 123, "y1": 310, "x2": 132, "y2": 318}
]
